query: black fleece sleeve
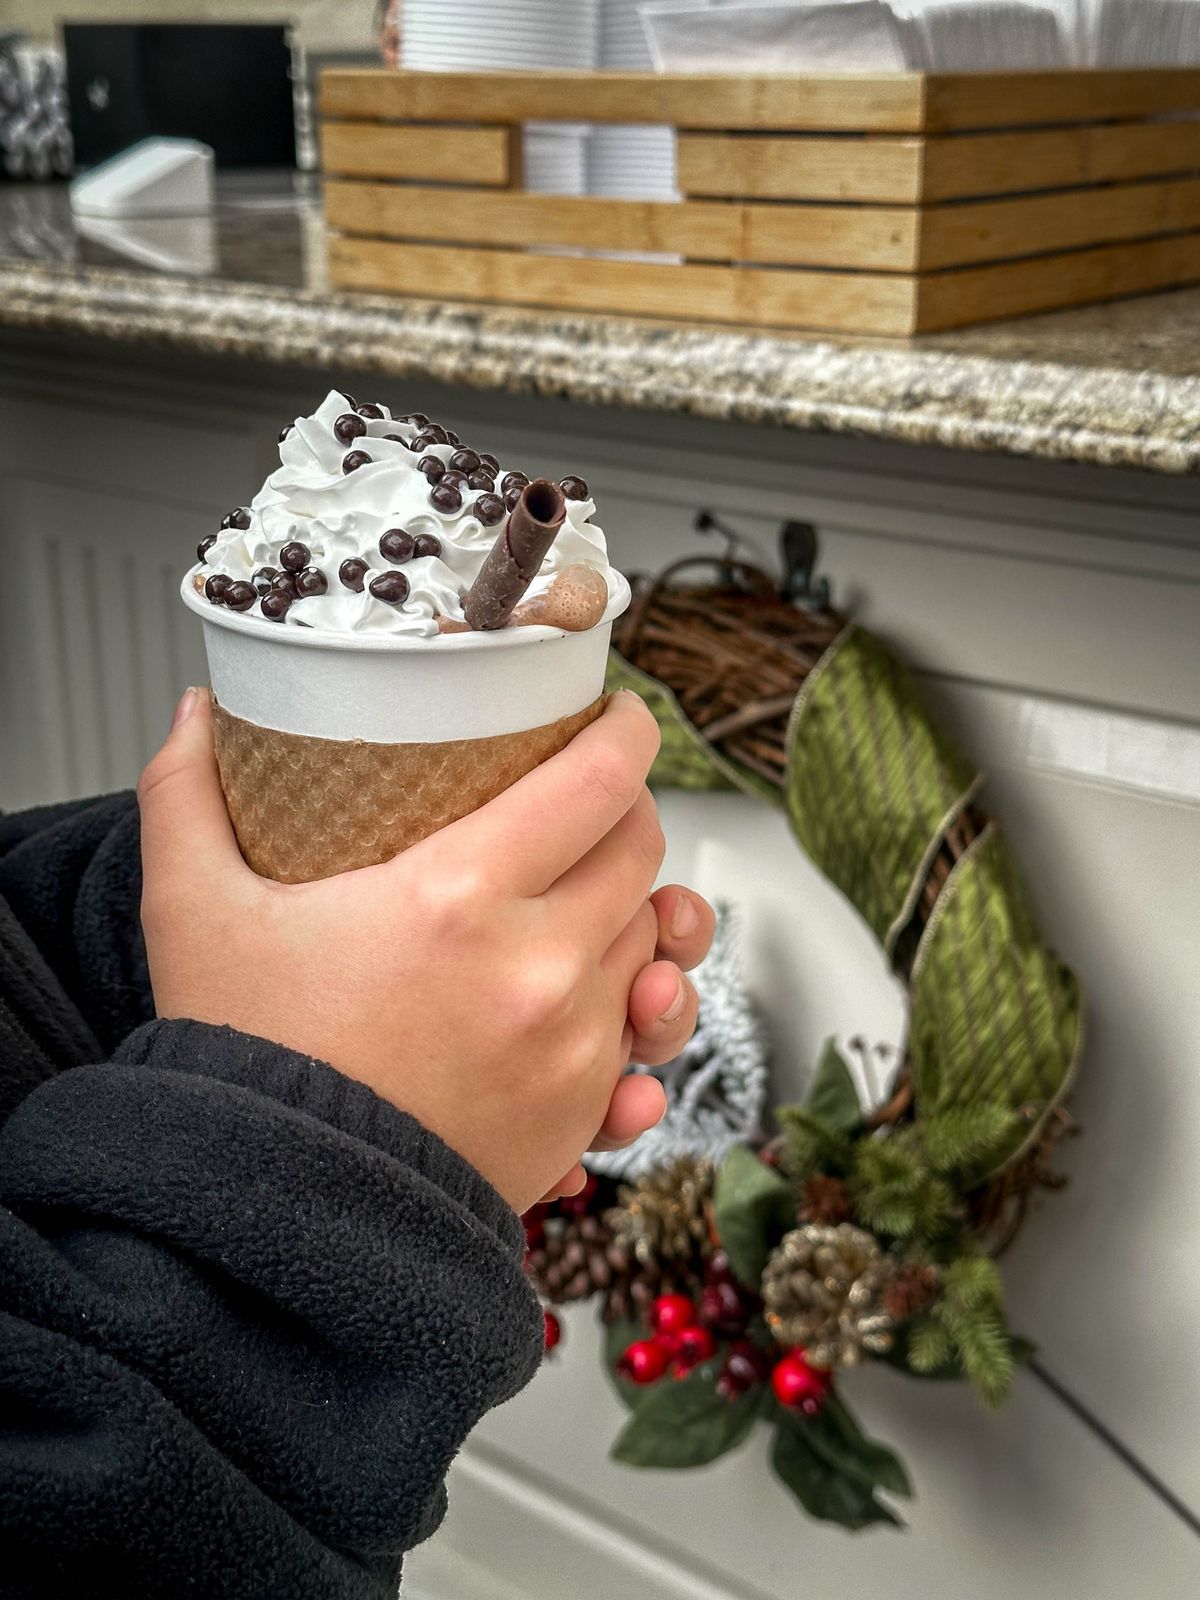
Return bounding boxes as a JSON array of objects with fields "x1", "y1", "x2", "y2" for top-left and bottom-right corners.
[
  {"x1": 0, "y1": 792, "x2": 150, "y2": 1052},
  {"x1": 0, "y1": 1019, "x2": 544, "y2": 1599}
]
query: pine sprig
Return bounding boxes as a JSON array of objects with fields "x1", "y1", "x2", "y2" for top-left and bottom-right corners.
[
  {"x1": 921, "y1": 1105, "x2": 1022, "y2": 1176},
  {"x1": 850, "y1": 1130, "x2": 960, "y2": 1245},
  {"x1": 904, "y1": 1251, "x2": 1015, "y2": 1406},
  {"x1": 776, "y1": 1105, "x2": 855, "y2": 1179}
]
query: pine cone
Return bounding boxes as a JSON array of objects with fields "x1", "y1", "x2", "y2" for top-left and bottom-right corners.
[
  {"x1": 762, "y1": 1222, "x2": 897, "y2": 1368},
  {"x1": 881, "y1": 1262, "x2": 940, "y2": 1322},
  {"x1": 799, "y1": 1173, "x2": 854, "y2": 1225},
  {"x1": 526, "y1": 1210, "x2": 700, "y2": 1324},
  {"x1": 605, "y1": 1155, "x2": 715, "y2": 1267}
]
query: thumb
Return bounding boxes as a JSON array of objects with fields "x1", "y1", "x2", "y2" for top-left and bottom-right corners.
[{"x1": 138, "y1": 687, "x2": 243, "y2": 886}]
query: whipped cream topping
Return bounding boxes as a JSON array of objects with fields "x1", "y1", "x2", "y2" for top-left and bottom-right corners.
[{"x1": 189, "y1": 390, "x2": 615, "y2": 637}]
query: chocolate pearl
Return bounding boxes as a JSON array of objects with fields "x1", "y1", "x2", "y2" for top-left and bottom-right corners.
[
  {"x1": 204, "y1": 573, "x2": 232, "y2": 603},
  {"x1": 339, "y1": 557, "x2": 368, "y2": 591},
  {"x1": 342, "y1": 449, "x2": 372, "y2": 473},
  {"x1": 559, "y1": 475, "x2": 589, "y2": 500},
  {"x1": 225, "y1": 580, "x2": 256, "y2": 612},
  {"x1": 474, "y1": 492, "x2": 505, "y2": 526},
  {"x1": 224, "y1": 507, "x2": 252, "y2": 531},
  {"x1": 409, "y1": 430, "x2": 438, "y2": 452},
  {"x1": 449, "y1": 447, "x2": 481, "y2": 475},
  {"x1": 272, "y1": 571, "x2": 298, "y2": 598},
  {"x1": 503, "y1": 483, "x2": 525, "y2": 511},
  {"x1": 501, "y1": 471, "x2": 529, "y2": 497},
  {"x1": 430, "y1": 481, "x2": 463, "y2": 514},
  {"x1": 356, "y1": 402, "x2": 385, "y2": 419},
  {"x1": 278, "y1": 422, "x2": 294, "y2": 443},
  {"x1": 334, "y1": 411, "x2": 366, "y2": 445},
  {"x1": 280, "y1": 541, "x2": 310, "y2": 573},
  {"x1": 441, "y1": 469, "x2": 468, "y2": 491},
  {"x1": 466, "y1": 468, "x2": 494, "y2": 491},
  {"x1": 379, "y1": 527, "x2": 415, "y2": 563},
  {"x1": 445, "y1": 430, "x2": 461, "y2": 447},
  {"x1": 413, "y1": 532, "x2": 441, "y2": 559},
  {"x1": 477, "y1": 452, "x2": 499, "y2": 472},
  {"x1": 400, "y1": 412, "x2": 430, "y2": 428},
  {"x1": 197, "y1": 533, "x2": 217, "y2": 563},
  {"x1": 427, "y1": 424, "x2": 451, "y2": 445},
  {"x1": 383, "y1": 433, "x2": 408, "y2": 445},
  {"x1": 369, "y1": 570, "x2": 410, "y2": 604},
  {"x1": 417, "y1": 454, "x2": 445, "y2": 483},
  {"x1": 260, "y1": 589, "x2": 292, "y2": 622},
  {"x1": 296, "y1": 566, "x2": 328, "y2": 597},
  {"x1": 251, "y1": 566, "x2": 279, "y2": 596},
  {"x1": 340, "y1": 391, "x2": 358, "y2": 409}
]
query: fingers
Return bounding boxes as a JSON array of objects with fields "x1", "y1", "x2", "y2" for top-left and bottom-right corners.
[
  {"x1": 434, "y1": 691, "x2": 661, "y2": 896},
  {"x1": 546, "y1": 787, "x2": 664, "y2": 952},
  {"x1": 589, "y1": 1071, "x2": 667, "y2": 1151},
  {"x1": 626, "y1": 960, "x2": 699, "y2": 1068},
  {"x1": 650, "y1": 885, "x2": 715, "y2": 973},
  {"x1": 138, "y1": 689, "x2": 245, "y2": 897}
]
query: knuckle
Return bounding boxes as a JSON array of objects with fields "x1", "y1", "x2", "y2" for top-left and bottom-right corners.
[{"x1": 576, "y1": 743, "x2": 639, "y2": 813}]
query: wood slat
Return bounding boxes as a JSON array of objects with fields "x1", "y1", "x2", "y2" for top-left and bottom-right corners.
[
  {"x1": 679, "y1": 120, "x2": 1200, "y2": 205},
  {"x1": 915, "y1": 230, "x2": 1200, "y2": 330},
  {"x1": 326, "y1": 236, "x2": 919, "y2": 335},
  {"x1": 320, "y1": 67, "x2": 1200, "y2": 134},
  {"x1": 321, "y1": 121, "x2": 517, "y2": 186},
  {"x1": 324, "y1": 179, "x2": 923, "y2": 270},
  {"x1": 320, "y1": 68, "x2": 928, "y2": 133},
  {"x1": 918, "y1": 177, "x2": 1200, "y2": 270}
]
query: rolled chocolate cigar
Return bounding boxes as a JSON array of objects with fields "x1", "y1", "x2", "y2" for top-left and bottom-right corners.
[{"x1": 463, "y1": 477, "x2": 566, "y2": 630}]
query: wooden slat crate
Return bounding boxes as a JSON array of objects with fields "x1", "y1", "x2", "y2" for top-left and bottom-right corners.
[{"x1": 320, "y1": 68, "x2": 1200, "y2": 336}]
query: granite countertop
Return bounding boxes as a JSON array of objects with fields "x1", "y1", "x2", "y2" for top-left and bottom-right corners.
[{"x1": 1, "y1": 177, "x2": 1198, "y2": 475}]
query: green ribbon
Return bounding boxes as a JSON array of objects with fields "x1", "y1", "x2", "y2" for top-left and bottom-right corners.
[{"x1": 607, "y1": 630, "x2": 1082, "y2": 1174}]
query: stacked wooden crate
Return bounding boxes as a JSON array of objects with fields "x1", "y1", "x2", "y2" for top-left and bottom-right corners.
[{"x1": 320, "y1": 68, "x2": 1200, "y2": 336}]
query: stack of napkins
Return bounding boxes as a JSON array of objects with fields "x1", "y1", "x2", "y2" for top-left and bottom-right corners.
[{"x1": 640, "y1": 0, "x2": 1200, "y2": 73}]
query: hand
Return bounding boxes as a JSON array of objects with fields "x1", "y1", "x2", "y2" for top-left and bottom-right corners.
[{"x1": 139, "y1": 687, "x2": 712, "y2": 1214}]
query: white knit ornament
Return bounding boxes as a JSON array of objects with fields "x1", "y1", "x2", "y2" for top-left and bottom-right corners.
[{"x1": 586, "y1": 903, "x2": 768, "y2": 1179}]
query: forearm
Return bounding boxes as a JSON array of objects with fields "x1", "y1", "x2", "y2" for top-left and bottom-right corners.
[{"x1": 0, "y1": 1020, "x2": 542, "y2": 1598}]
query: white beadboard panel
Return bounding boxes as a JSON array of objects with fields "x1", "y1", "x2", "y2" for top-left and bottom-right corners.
[{"x1": 443, "y1": 1303, "x2": 1200, "y2": 1600}]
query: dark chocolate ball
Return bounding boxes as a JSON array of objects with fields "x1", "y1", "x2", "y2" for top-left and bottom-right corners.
[
  {"x1": 383, "y1": 433, "x2": 409, "y2": 445},
  {"x1": 356, "y1": 402, "x2": 385, "y2": 419},
  {"x1": 272, "y1": 571, "x2": 299, "y2": 598},
  {"x1": 413, "y1": 532, "x2": 441, "y2": 559},
  {"x1": 449, "y1": 447, "x2": 481, "y2": 475},
  {"x1": 445, "y1": 430, "x2": 461, "y2": 447},
  {"x1": 477, "y1": 452, "x2": 499, "y2": 472},
  {"x1": 278, "y1": 422, "x2": 294, "y2": 443},
  {"x1": 369, "y1": 570, "x2": 410, "y2": 604},
  {"x1": 409, "y1": 430, "x2": 438, "y2": 452},
  {"x1": 225, "y1": 507, "x2": 252, "y2": 531},
  {"x1": 197, "y1": 533, "x2": 217, "y2": 563},
  {"x1": 340, "y1": 392, "x2": 358, "y2": 409},
  {"x1": 379, "y1": 527, "x2": 415, "y2": 562},
  {"x1": 466, "y1": 468, "x2": 494, "y2": 491},
  {"x1": 342, "y1": 449, "x2": 372, "y2": 473},
  {"x1": 474, "y1": 492, "x2": 505, "y2": 526},
  {"x1": 559, "y1": 475, "x2": 589, "y2": 500},
  {"x1": 503, "y1": 484, "x2": 525, "y2": 511},
  {"x1": 417, "y1": 454, "x2": 445, "y2": 482},
  {"x1": 224, "y1": 580, "x2": 256, "y2": 612},
  {"x1": 251, "y1": 566, "x2": 279, "y2": 596},
  {"x1": 440, "y1": 469, "x2": 468, "y2": 491},
  {"x1": 204, "y1": 573, "x2": 232, "y2": 604},
  {"x1": 501, "y1": 471, "x2": 529, "y2": 497},
  {"x1": 334, "y1": 411, "x2": 367, "y2": 445},
  {"x1": 296, "y1": 566, "x2": 328, "y2": 597},
  {"x1": 260, "y1": 589, "x2": 292, "y2": 622},
  {"x1": 280, "y1": 541, "x2": 310, "y2": 573},
  {"x1": 339, "y1": 557, "x2": 368, "y2": 591},
  {"x1": 400, "y1": 412, "x2": 430, "y2": 428},
  {"x1": 430, "y1": 481, "x2": 463, "y2": 515}
]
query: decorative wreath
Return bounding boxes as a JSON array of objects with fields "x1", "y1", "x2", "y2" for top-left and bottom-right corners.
[{"x1": 524, "y1": 530, "x2": 1083, "y2": 1531}]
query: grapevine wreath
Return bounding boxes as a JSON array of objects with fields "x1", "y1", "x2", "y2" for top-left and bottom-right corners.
[{"x1": 524, "y1": 527, "x2": 1083, "y2": 1531}]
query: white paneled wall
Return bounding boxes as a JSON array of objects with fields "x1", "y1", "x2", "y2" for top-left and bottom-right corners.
[{"x1": 1, "y1": 332, "x2": 1198, "y2": 1596}]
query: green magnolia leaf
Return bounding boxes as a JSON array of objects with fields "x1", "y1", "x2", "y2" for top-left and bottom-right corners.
[
  {"x1": 603, "y1": 1318, "x2": 648, "y2": 1411},
  {"x1": 771, "y1": 1408, "x2": 904, "y2": 1530},
  {"x1": 809, "y1": 1395, "x2": 912, "y2": 1499},
  {"x1": 611, "y1": 1369, "x2": 759, "y2": 1470},
  {"x1": 806, "y1": 1038, "x2": 864, "y2": 1132},
  {"x1": 713, "y1": 1145, "x2": 796, "y2": 1290}
]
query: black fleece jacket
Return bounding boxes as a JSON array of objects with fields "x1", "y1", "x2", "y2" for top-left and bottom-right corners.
[{"x1": 0, "y1": 793, "x2": 543, "y2": 1598}]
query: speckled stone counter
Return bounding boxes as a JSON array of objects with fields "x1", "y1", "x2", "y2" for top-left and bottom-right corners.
[{"x1": 1, "y1": 179, "x2": 1198, "y2": 476}]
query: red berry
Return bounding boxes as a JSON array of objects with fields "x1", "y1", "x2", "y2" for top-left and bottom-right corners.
[
  {"x1": 704, "y1": 1249, "x2": 734, "y2": 1286},
  {"x1": 543, "y1": 1309, "x2": 561, "y2": 1354},
  {"x1": 771, "y1": 1348, "x2": 832, "y2": 1415},
  {"x1": 720, "y1": 1339, "x2": 772, "y2": 1396},
  {"x1": 698, "y1": 1280, "x2": 749, "y2": 1337},
  {"x1": 618, "y1": 1337, "x2": 670, "y2": 1385},
  {"x1": 651, "y1": 1293, "x2": 696, "y2": 1338},
  {"x1": 672, "y1": 1324, "x2": 717, "y2": 1375}
]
